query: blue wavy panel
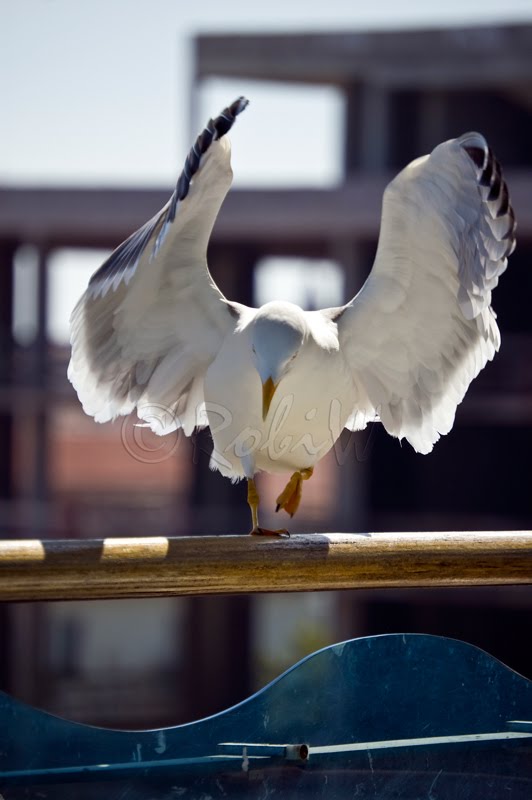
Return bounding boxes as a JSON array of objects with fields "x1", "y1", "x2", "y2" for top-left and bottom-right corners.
[{"x1": 1, "y1": 634, "x2": 531, "y2": 798}]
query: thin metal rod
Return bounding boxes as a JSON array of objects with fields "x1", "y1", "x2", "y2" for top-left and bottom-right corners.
[{"x1": 0, "y1": 532, "x2": 531, "y2": 602}]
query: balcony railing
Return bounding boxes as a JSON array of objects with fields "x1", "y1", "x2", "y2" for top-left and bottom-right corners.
[{"x1": 1, "y1": 531, "x2": 531, "y2": 602}]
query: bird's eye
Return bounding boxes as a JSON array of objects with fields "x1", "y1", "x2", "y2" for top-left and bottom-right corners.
[{"x1": 251, "y1": 345, "x2": 256, "y2": 354}]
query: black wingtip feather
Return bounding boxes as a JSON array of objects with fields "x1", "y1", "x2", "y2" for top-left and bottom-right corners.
[
  {"x1": 479, "y1": 150, "x2": 494, "y2": 187},
  {"x1": 497, "y1": 183, "x2": 510, "y2": 218},
  {"x1": 463, "y1": 146, "x2": 485, "y2": 169},
  {"x1": 487, "y1": 162, "x2": 502, "y2": 201},
  {"x1": 460, "y1": 132, "x2": 517, "y2": 255},
  {"x1": 213, "y1": 96, "x2": 250, "y2": 138},
  {"x1": 176, "y1": 96, "x2": 249, "y2": 207}
]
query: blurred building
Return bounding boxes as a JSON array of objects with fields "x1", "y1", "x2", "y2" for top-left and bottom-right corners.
[{"x1": 0, "y1": 22, "x2": 531, "y2": 727}]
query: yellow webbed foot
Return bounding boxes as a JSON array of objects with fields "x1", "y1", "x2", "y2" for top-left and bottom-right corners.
[
  {"x1": 275, "y1": 467, "x2": 314, "y2": 518},
  {"x1": 275, "y1": 472, "x2": 301, "y2": 517}
]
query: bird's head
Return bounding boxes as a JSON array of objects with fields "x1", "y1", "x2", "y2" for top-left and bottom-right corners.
[{"x1": 250, "y1": 303, "x2": 307, "y2": 420}]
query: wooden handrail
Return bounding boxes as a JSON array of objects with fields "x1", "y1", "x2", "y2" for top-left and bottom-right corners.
[{"x1": 0, "y1": 532, "x2": 531, "y2": 602}]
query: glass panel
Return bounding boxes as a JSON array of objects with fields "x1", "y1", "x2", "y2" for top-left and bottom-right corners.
[
  {"x1": 1, "y1": 634, "x2": 531, "y2": 798},
  {"x1": 254, "y1": 257, "x2": 344, "y2": 309},
  {"x1": 43, "y1": 599, "x2": 184, "y2": 726},
  {"x1": 12, "y1": 245, "x2": 39, "y2": 346},
  {"x1": 252, "y1": 591, "x2": 338, "y2": 688},
  {"x1": 47, "y1": 248, "x2": 111, "y2": 344},
  {"x1": 199, "y1": 79, "x2": 344, "y2": 188}
]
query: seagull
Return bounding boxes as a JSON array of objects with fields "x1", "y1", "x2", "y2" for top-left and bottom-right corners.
[{"x1": 69, "y1": 97, "x2": 516, "y2": 535}]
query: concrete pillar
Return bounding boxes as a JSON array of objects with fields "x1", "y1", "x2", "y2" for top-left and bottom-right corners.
[{"x1": 345, "y1": 83, "x2": 391, "y2": 173}]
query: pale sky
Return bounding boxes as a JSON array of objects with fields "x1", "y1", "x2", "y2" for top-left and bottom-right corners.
[
  {"x1": 2, "y1": 0, "x2": 531, "y2": 187},
  {"x1": 3, "y1": 0, "x2": 531, "y2": 341}
]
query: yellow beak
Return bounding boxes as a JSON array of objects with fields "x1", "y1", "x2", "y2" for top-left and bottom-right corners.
[{"x1": 262, "y1": 377, "x2": 277, "y2": 420}]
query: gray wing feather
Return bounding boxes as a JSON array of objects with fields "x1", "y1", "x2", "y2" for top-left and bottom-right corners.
[
  {"x1": 68, "y1": 98, "x2": 248, "y2": 434},
  {"x1": 337, "y1": 132, "x2": 516, "y2": 454}
]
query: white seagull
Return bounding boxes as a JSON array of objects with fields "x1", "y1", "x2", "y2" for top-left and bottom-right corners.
[{"x1": 69, "y1": 97, "x2": 516, "y2": 535}]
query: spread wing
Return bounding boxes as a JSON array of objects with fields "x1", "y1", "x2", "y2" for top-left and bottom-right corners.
[
  {"x1": 336, "y1": 132, "x2": 516, "y2": 453},
  {"x1": 68, "y1": 97, "x2": 248, "y2": 436}
]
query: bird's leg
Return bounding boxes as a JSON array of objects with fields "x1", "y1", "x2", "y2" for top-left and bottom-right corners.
[
  {"x1": 275, "y1": 467, "x2": 314, "y2": 517},
  {"x1": 247, "y1": 478, "x2": 289, "y2": 537},
  {"x1": 247, "y1": 477, "x2": 260, "y2": 530}
]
